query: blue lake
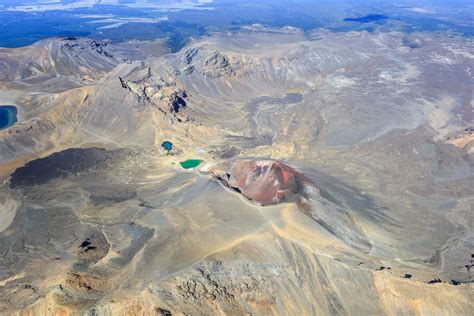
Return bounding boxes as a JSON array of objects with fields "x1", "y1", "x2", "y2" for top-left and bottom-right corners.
[
  {"x1": 0, "y1": 106, "x2": 18, "y2": 130},
  {"x1": 344, "y1": 14, "x2": 388, "y2": 23}
]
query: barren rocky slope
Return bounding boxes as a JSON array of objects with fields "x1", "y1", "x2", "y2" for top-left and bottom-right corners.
[{"x1": 0, "y1": 28, "x2": 473, "y2": 315}]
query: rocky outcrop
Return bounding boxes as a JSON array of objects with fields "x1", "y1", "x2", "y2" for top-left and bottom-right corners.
[
  {"x1": 157, "y1": 259, "x2": 281, "y2": 315},
  {"x1": 119, "y1": 72, "x2": 189, "y2": 122},
  {"x1": 202, "y1": 51, "x2": 239, "y2": 78},
  {"x1": 77, "y1": 234, "x2": 110, "y2": 264},
  {"x1": 61, "y1": 38, "x2": 114, "y2": 58},
  {"x1": 180, "y1": 47, "x2": 243, "y2": 78}
]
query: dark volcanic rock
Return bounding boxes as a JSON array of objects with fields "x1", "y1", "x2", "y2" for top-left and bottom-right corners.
[
  {"x1": 156, "y1": 307, "x2": 172, "y2": 316},
  {"x1": 9, "y1": 147, "x2": 121, "y2": 188},
  {"x1": 78, "y1": 233, "x2": 110, "y2": 264},
  {"x1": 427, "y1": 278, "x2": 443, "y2": 284}
]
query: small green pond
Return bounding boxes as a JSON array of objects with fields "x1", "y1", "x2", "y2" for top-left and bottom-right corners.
[{"x1": 180, "y1": 159, "x2": 203, "y2": 169}]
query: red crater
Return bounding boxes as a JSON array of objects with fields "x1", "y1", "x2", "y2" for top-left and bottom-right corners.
[{"x1": 227, "y1": 160, "x2": 301, "y2": 205}]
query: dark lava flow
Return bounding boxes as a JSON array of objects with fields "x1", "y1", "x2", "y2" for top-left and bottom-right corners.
[{"x1": 9, "y1": 148, "x2": 124, "y2": 188}]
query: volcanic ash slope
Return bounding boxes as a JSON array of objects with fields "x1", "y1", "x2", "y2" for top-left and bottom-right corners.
[{"x1": 0, "y1": 29, "x2": 473, "y2": 315}]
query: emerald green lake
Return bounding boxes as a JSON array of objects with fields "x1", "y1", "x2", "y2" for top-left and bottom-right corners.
[{"x1": 180, "y1": 159, "x2": 203, "y2": 169}]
